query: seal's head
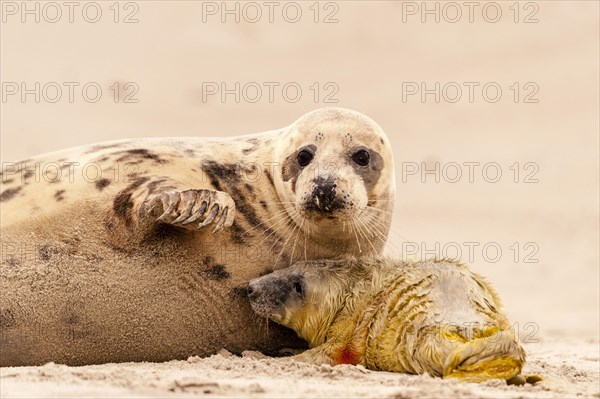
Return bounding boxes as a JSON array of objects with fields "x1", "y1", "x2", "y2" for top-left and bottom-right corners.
[
  {"x1": 247, "y1": 259, "x2": 372, "y2": 346},
  {"x1": 274, "y1": 108, "x2": 395, "y2": 249}
]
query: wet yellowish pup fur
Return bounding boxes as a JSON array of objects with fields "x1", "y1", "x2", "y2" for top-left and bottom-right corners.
[
  {"x1": 248, "y1": 258, "x2": 528, "y2": 383},
  {"x1": 0, "y1": 108, "x2": 395, "y2": 366}
]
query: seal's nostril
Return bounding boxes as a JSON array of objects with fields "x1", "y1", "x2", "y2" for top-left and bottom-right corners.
[{"x1": 247, "y1": 285, "x2": 255, "y2": 297}]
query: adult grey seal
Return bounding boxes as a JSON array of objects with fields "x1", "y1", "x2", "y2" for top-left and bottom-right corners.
[{"x1": 0, "y1": 107, "x2": 395, "y2": 366}]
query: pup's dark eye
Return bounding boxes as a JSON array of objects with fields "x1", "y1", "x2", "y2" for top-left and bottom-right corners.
[
  {"x1": 297, "y1": 149, "x2": 314, "y2": 167},
  {"x1": 293, "y1": 281, "x2": 303, "y2": 295},
  {"x1": 352, "y1": 149, "x2": 370, "y2": 166}
]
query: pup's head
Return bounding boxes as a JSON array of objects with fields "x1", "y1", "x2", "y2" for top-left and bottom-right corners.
[{"x1": 247, "y1": 259, "x2": 372, "y2": 346}]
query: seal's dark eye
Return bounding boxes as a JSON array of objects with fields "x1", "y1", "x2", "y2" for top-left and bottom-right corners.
[
  {"x1": 293, "y1": 281, "x2": 303, "y2": 295},
  {"x1": 352, "y1": 149, "x2": 370, "y2": 166},
  {"x1": 297, "y1": 149, "x2": 314, "y2": 167}
]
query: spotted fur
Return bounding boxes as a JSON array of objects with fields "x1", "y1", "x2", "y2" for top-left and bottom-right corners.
[{"x1": 0, "y1": 107, "x2": 395, "y2": 366}]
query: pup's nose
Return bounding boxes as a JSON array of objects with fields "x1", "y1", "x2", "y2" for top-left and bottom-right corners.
[
  {"x1": 247, "y1": 281, "x2": 259, "y2": 299},
  {"x1": 310, "y1": 177, "x2": 340, "y2": 213}
]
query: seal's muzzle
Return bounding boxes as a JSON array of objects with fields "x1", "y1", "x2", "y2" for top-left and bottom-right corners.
[
  {"x1": 247, "y1": 273, "x2": 305, "y2": 321},
  {"x1": 305, "y1": 176, "x2": 345, "y2": 214}
]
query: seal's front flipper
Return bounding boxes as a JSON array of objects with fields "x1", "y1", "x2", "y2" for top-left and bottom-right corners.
[
  {"x1": 143, "y1": 189, "x2": 236, "y2": 233},
  {"x1": 291, "y1": 346, "x2": 335, "y2": 365}
]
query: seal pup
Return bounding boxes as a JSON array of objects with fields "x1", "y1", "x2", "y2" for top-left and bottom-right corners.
[
  {"x1": 0, "y1": 107, "x2": 395, "y2": 366},
  {"x1": 248, "y1": 257, "x2": 531, "y2": 383}
]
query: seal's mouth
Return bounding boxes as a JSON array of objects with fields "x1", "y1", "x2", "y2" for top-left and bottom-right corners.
[
  {"x1": 298, "y1": 204, "x2": 363, "y2": 223},
  {"x1": 249, "y1": 296, "x2": 276, "y2": 318},
  {"x1": 303, "y1": 178, "x2": 346, "y2": 214},
  {"x1": 249, "y1": 300, "x2": 286, "y2": 324},
  {"x1": 247, "y1": 277, "x2": 287, "y2": 321}
]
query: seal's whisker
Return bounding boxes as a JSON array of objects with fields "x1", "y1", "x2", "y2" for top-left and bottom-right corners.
[
  {"x1": 363, "y1": 214, "x2": 385, "y2": 243},
  {"x1": 365, "y1": 208, "x2": 413, "y2": 244},
  {"x1": 352, "y1": 216, "x2": 368, "y2": 241},
  {"x1": 362, "y1": 210, "x2": 389, "y2": 235},
  {"x1": 367, "y1": 220, "x2": 396, "y2": 250},
  {"x1": 361, "y1": 212, "x2": 392, "y2": 241},
  {"x1": 242, "y1": 208, "x2": 290, "y2": 236},
  {"x1": 251, "y1": 201, "x2": 297, "y2": 205},
  {"x1": 269, "y1": 210, "x2": 299, "y2": 244},
  {"x1": 379, "y1": 222, "x2": 413, "y2": 246},
  {"x1": 364, "y1": 213, "x2": 398, "y2": 246},
  {"x1": 289, "y1": 217, "x2": 305, "y2": 263},
  {"x1": 244, "y1": 209, "x2": 290, "y2": 232},
  {"x1": 303, "y1": 220, "x2": 309, "y2": 261},
  {"x1": 349, "y1": 220, "x2": 362, "y2": 254},
  {"x1": 250, "y1": 211, "x2": 298, "y2": 253},
  {"x1": 355, "y1": 216, "x2": 378, "y2": 253},
  {"x1": 361, "y1": 214, "x2": 401, "y2": 255},
  {"x1": 266, "y1": 210, "x2": 299, "y2": 256},
  {"x1": 261, "y1": 317, "x2": 269, "y2": 340},
  {"x1": 247, "y1": 216, "x2": 293, "y2": 252},
  {"x1": 364, "y1": 205, "x2": 394, "y2": 215},
  {"x1": 255, "y1": 315, "x2": 270, "y2": 341},
  {"x1": 287, "y1": 224, "x2": 301, "y2": 263},
  {"x1": 274, "y1": 221, "x2": 302, "y2": 268},
  {"x1": 265, "y1": 318, "x2": 270, "y2": 340},
  {"x1": 359, "y1": 217, "x2": 381, "y2": 254}
]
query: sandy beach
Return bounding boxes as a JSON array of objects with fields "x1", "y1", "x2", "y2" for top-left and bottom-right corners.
[
  {"x1": 1, "y1": 1, "x2": 598, "y2": 398},
  {"x1": 1, "y1": 340, "x2": 599, "y2": 398}
]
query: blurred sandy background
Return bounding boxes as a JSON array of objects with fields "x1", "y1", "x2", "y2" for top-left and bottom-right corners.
[{"x1": 1, "y1": 1, "x2": 598, "y2": 397}]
